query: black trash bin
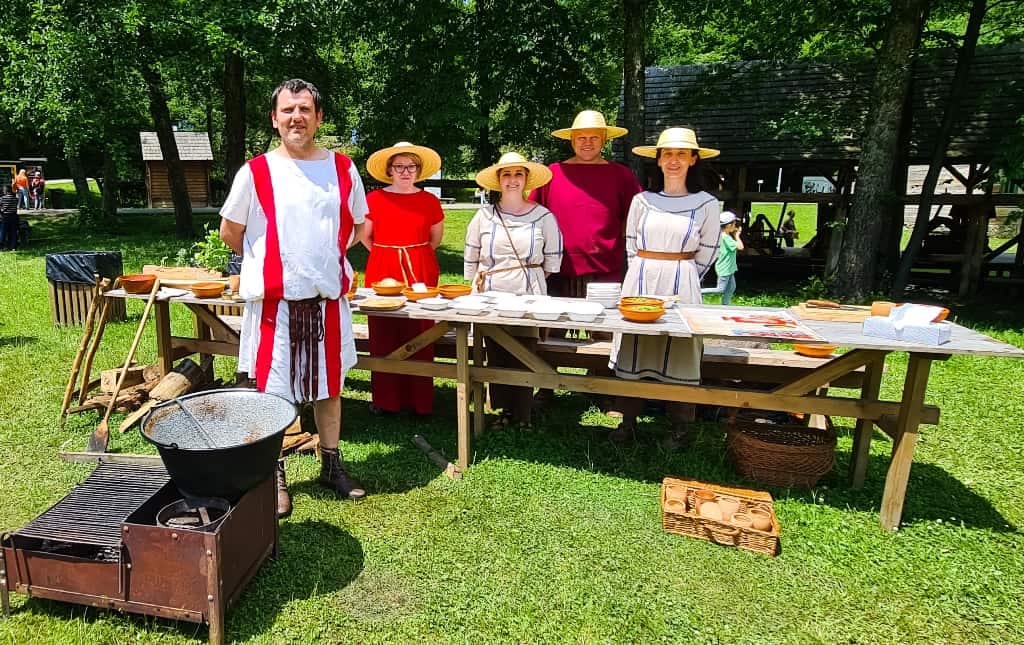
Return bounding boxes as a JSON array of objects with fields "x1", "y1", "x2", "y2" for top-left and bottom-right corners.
[
  {"x1": 48, "y1": 188, "x2": 64, "y2": 209},
  {"x1": 45, "y1": 250, "x2": 126, "y2": 326}
]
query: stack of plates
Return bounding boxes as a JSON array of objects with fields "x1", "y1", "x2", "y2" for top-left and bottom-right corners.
[{"x1": 586, "y1": 282, "x2": 622, "y2": 309}]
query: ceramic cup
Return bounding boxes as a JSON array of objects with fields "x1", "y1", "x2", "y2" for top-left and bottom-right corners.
[
  {"x1": 718, "y1": 495, "x2": 740, "y2": 518},
  {"x1": 694, "y1": 489, "x2": 717, "y2": 513},
  {"x1": 698, "y1": 501, "x2": 723, "y2": 521},
  {"x1": 730, "y1": 513, "x2": 753, "y2": 528},
  {"x1": 228, "y1": 275, "x2": 241, "y2": 294},
  {"x1": 664, "y1": 498, "x2": 686, "y2": 514},
  {"x1": 748, "y1": 508, "x2": 772, "y2": 531}
]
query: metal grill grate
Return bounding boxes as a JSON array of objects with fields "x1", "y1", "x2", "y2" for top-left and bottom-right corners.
[{"x1": 14, "y1": 462, "x2": 169, "y2": 547}]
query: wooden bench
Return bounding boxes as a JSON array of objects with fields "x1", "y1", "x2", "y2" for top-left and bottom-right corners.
[{"x1": 218, "y1": 317, "x2": 865, "y2": 388}]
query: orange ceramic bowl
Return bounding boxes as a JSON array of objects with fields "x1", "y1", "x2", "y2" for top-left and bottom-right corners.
[
  {"x1": 402, "y1": 287, "x2": 440, "y2": 301},
  {"x1": 438, "y1": 284, "x2": 472, "y2": 299},
  {"x1": 932, "y1": 307, "x2": 949, "y2": 322},
  {"x1": 793, "y1": 343, "x2": 837, "y2": 358},
  {"x1": 620, "y1": 296, "x2": 664, "y2": 307},
  {"x1": 120, "y1": 274, "x2": 157, "y2": 294},
  {"x1": 190, "y1": 281, "x2": 225, "y2": 299},
  {"x1": 618, "y1": 303, "x2": 665, "y2": 323},
  {"x1": 372, "y1": 281, "x2": 406, "y2": 296}
]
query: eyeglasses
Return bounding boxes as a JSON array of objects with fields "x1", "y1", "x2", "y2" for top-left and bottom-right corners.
[{"x1": 390, "y1": 164, "x2": 419, "y2": 175}]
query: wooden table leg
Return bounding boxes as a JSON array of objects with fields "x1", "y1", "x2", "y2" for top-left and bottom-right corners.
[
  {"x1": 456, "y1": 324, "x2": 471, "y2": 470},
  {"x1": 473, "y1": 330, "x2": 485, "y2": 438},
  {"x1": 153, "y1": 301, "x2": 173, "y2": 376},
  {"x1": 849, "y1": 354, "x2": 886, "y2": 488},
  {"x1": 880, "y1": 354, "x2": 932, "y2": 530},
  {"x1": 194, "y1": 308, "x2": 213, "y2": 368}
]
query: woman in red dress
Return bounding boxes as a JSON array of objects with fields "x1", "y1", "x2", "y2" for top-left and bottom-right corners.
[{"x1": 363, "y1": 142, "x2": 444, "y2": 414}]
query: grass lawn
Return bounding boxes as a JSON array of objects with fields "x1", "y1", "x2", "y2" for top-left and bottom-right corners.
[{"x1": 2, "y1": 211, "x2": 1024, "y2": 643}]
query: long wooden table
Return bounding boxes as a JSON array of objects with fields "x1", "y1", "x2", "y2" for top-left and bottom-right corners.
[{"x1": 107, "y1": 289, "x2": 1024, "y2": 530}]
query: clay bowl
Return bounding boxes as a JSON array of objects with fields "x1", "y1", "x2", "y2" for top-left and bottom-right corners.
[
  {"x1": 438, "y1": 284, "x2": 472, "y2": 299},
  {"x1": 619, "y1": 296, "x2": 664, "y2": 307},
  {"x1": 748, "y1": 507, "x2": 773, "y2": 531},
  {"x1": 121, "y1": 274, "x2": 157, "y2": 294},
  {"x1": 190, "y1": 281, "x2": 226, "y2": 299},
  {"x1": 618, "y1": 303, "x2": 665, "y2": 323},
  {"x1": 372, "y1": 281, "x2": 406, "y2": 296},
  {"x1": 402, "y1": 286, "x2": 440, "y2": 302},
  {"x1": 793, "y1": 343, "x2": 837, "y2": 358}
]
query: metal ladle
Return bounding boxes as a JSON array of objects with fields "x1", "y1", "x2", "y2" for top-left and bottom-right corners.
[{"x1": 171, "y1": 397, "x2": 217, "y2": 449}]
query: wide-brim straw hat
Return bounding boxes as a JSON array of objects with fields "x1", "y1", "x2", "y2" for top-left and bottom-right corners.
[
  {"x1": 475, "y1": 152, "x2": 553, "y2": 192},
  {"x1": 632, "y1": 127, "x2": 720, "y2": 159},
  {"x1": 366, "y1": 141, "x2": 442, "y2": 184},
  {"x1": 552, "y1": 110, "x2": 628, "y2": 140}
]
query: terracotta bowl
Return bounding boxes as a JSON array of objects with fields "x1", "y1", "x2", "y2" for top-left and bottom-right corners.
[
  {"x1": 402, "y1": 287, "x2": 440, "y2": 301},
  {"x1": 618, "y1": 303, "x2": 665, "y2": 323},
  {"x1": 372, "y1": 281, "x2": 406, "y2": 296},
  {"x1": 190, "y1": 282, "x2": 225, "y2": 299},
  {"x1": 793, "y1": 343, "x2": 837, "y2": 358},
  {"x1": 121, "y1": 274, "x2": 157, "y2": 294},
  {"x1": 438, "y1": 284, "x2": 472, "y2": 299},
  {"x1": 619, "y1": 296, "x2": 664, "y2": 307}
]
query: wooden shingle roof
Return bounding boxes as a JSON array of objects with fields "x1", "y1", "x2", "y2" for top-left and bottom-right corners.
[
  {"x1": 139, "y1": 131, "x2": 213, "y2": 162},
  {"x1": 638, "y1": 44, "x2": 1024, "y2": 164}
]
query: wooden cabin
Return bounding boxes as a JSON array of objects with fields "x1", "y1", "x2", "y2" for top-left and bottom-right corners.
[
  {"x1": 139, "y1": 131, "x2": 212, "y2": 208},
  {"x1": 620, "y1": 43, "x2": 1024, "y2": 295}
]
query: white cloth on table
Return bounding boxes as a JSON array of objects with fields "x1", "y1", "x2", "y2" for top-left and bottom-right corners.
[
  {"x1": 610, "y1": 191, "x2": 722, "y2": 384},
  {"x1": 463, "y1": 204, "x2": 563, "y2": 295}
]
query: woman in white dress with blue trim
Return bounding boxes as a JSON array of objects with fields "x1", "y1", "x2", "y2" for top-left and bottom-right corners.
[{"x1": 609, "y1": 128, "x2": 722, "y2": 446}]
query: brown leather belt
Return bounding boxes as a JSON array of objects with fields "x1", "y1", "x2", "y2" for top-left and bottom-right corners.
[{"x1": 637, "y1": 249, "x2": 696, "y2": 261}]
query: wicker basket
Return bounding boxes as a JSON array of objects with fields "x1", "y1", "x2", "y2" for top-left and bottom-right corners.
[
  {"x1": 727, "y1": 420, "x2": 836, "y2": 488},
  {"x1": 661, "y1": 477, "x2": 780, "y2": 556}
]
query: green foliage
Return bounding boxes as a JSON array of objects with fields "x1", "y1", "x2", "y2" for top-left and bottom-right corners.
[{"x1": 190, "y1": 224, "x2": 233, "y2": 272}]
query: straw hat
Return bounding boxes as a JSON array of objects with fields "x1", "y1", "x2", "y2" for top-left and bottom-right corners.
[
  {"x1": 366, "y1": 141, "x2": 442, "y2": 184},
  {"x1": 474, "y1": 152, "x2": 553, "y2": 192},
  {"x1": 631, "y1": 127, "x2": 720, "y2": 159},
  {"x1": 551, "y1": 110, "x2": 628, "y2": 140}
]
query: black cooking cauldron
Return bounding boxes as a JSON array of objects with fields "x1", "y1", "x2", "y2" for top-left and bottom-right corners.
[{"x1": 141, "y1": 389, "x2": 297, "y2": 502}]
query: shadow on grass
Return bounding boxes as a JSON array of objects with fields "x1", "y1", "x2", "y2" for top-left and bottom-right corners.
[
  {"x1": 0, "y1": 335, "x2": 37, "y2": 348},
  {"x1": 337, "y1": 383, "x2": 1014, "y2": 532}
]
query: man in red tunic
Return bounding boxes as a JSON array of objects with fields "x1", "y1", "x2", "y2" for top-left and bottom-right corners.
[
  {"x1": 220, "y1": 79, "x2": 369, "y2": 517},
  {"x1": 531, "y1": 110, "x2": 642, "y2": 299}
]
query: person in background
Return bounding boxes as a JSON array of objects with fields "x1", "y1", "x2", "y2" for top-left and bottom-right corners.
[
  {"x1": 30, "y1": 171, "x2": 45, "y2": 209},
  {"x1": 0, "y1": 184, "x2": 19, "y2": 250},
  {"x1": 465, "y1": 152, "x2": 562, "y2": 428},
  {"x1": 220, "y1": 78, "x2": 369, "y2": 517},
  {"x1": 362, "y1": 141, "x2": 444, "y2": 416},
  {"x1": 13, "y1": 169, "x2": 29, "y2": 210},
  {"x1": 609, "y1": 127, "x2": 722, "y2": 448},
  {"x1": 715, "y1": 211, "x2": 744, "y2": 305},
  {"x1": 780, "y1": 209, "x2": 797, "y2": 247}
]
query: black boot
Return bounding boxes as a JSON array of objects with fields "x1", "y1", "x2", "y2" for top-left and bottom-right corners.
[
  {"x1": 276, "y1": 459, "x2": 292, "y2": 519},
  {"x1": 319, "y1": 446, "x2": 366, "y2": 499}
]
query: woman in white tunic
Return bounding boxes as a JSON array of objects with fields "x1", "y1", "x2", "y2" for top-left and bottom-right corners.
[
  {"x1": 464, "y1": 152, "x2": 563, "y2": 426},
  {"x1": 609, "y1": 128, "x2": 722, "y2": 446}
]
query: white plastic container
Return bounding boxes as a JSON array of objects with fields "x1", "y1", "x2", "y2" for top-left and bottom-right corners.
[
  {"x1": 566, "y1": 301, "x2": 604, "y2": 322},
  {"x1": 417, "y1": 297, "x2": 450, "y2": 311},
  {"x1": 453, "y1": 301, "x2": 489, "y2": 316},
  {"x1": 529, "y1": 300, "x2": 564, "y2": 321},
  {"x1": 496, "y1": 303, "x2": 528, "y2": 318}
]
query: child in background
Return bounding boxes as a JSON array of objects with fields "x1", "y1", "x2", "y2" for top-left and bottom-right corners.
[{"x1": 715, "y1": 211, "x2": 744, "y2": 305}]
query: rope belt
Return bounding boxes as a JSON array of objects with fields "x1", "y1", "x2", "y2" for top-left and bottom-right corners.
[
  {"x1": 636, "y1": 249, "x2": 697, "y2": 261},
  {"x1": 475, "y1": 263, "x2": 543, "y2": 292},
  {"x1": 288, "y1": 297, "x2": 325, "y2": 403},
  {"x1": 373, "y1": 241, "x2": 430, "y2": 285}
]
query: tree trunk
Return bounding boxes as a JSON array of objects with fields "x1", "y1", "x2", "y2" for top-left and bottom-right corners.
[
  {"x1": 223, "y1": 50, "x2": 246, "y2": 184},
  {"x1": 622, "y1": 0, "x2": 647, "y2": 184},
  {"x1": 101, "y1": 149, "x2": 119, "y2": 219},
  {"x1": 139, "y1": 26, "x2": 193, "y2": 239},
  {"x1": 832, "y1": 0, "x2": 930, "y2": 301},
  {"x1": 67, "y1": 156, "x2": 93, "y2": 211},
  {"x1": 893, "y1": 0, "x2": 987, "y2": 295}
]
